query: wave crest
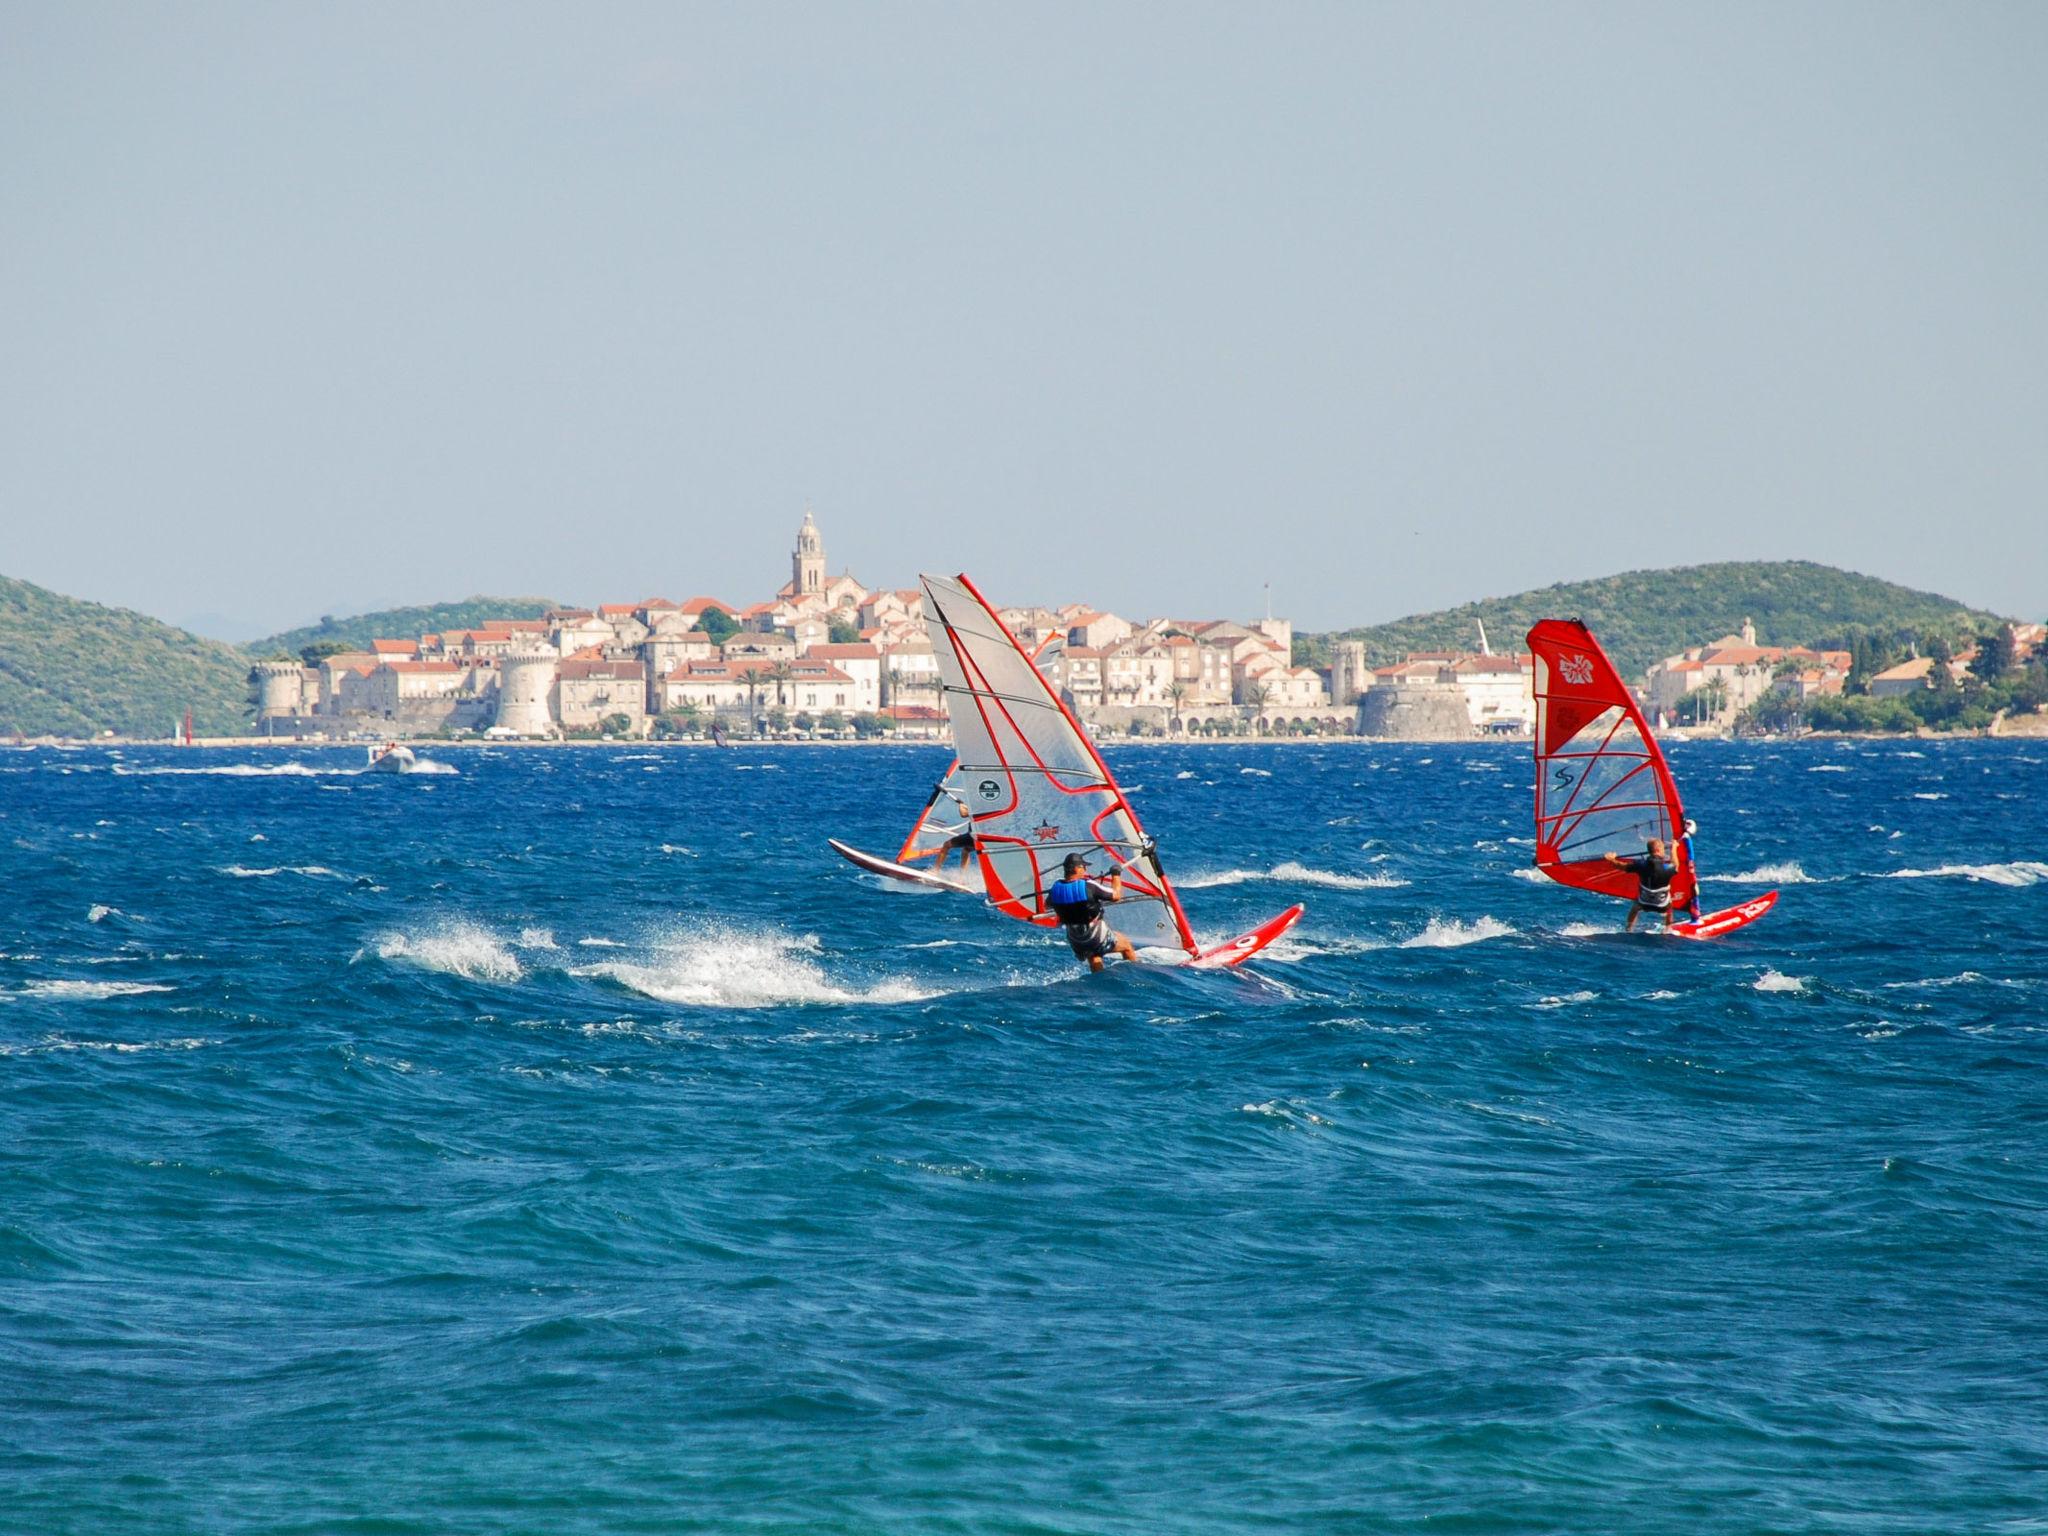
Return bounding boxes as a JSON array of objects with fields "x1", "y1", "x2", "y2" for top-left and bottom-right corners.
[
  {"x1": 1402, "y1": 916, "x2": 1515, "y2": 949},
  {"x1": 370, "y1": 920, "x2": 525, "y2": 983},
  {"x1": 1182, "y1": 862, "x2": 1406, "y2": 891},
  {"x1": 1882, "y1": 861, "x2": 2048, "y2": 888},
  {"x1": 576, "y1": 925, "x2": 934, "y2": 1009}
]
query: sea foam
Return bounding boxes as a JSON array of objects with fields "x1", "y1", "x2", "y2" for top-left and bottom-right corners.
[
  {"x1": 1882, "y1": 861, "x2": 2048, "y2": 888},
  {"x1": 369, "y1": 920, "x2": 526, "y2": 983},
  {"x1": 1401, "y1": 916, "x2": 1515, "y2": 949},
  {"x1": 1181, "y1": 862, "x2": 1407, "y2": 891},
  {"x1": 574, "y1": 925, "x2": 935, "y2": 1008}
]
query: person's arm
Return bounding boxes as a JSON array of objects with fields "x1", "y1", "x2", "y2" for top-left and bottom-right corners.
[
  {"x1": 1603, "y1": 851, "x2": 1624, "y2": 867},
  {"x1": 1097, "y1": 871, "x2": 1124, "y2": 903}
]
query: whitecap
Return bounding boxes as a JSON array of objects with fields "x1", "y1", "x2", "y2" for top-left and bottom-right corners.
[
  {"x1": 1643, "y1": 989, "x2": 1679, "y2": 1000},
  {"x1": 1881, "y1": 861, "x2": 2048, "y2": 888},
  {"x1": 1536, "y1": 990, "x2": 1598, "y2": 1008},
  {"x1": 368, "y1": 920, "x2": 524, "y2": 983},
  {"x1": 577, "y1": 937, "x2": 626, "y2": 948},
  {"x1": 1808, "y1": 765, "x2": 1851, "y2": 773},
  {"x1": 1558, "y1": 921, "x2": 1610, "y2": 937},
  {"x1": 517, "y1": 927, "x2": 559, "y2": 950},
  {"x1": 1754, "y1": 969, "x2": 1807, "y2": 994},
  {"x1": 1401, "y1": 916, "x2": 1514, "y2": 949},
  {"x1": 11, "y1": 980, "x2": 176, "y2": 1001},
  {"x1": 1239, "y1": 767, "x2": 1272, "y2": 777},
  {"x1": 405, "y1": 758, "x2": 459, "y2": 776},
  {"x1": 1175, "y1": 770, "x2": 1196, "y2": 780},
  {"x1": 574, "y1": 924, "x2": 933, "y2": 1008},
  {"x1": 1912, "y1": 792, "x2": 1946, "y2": 801},
  {"x1": 87, "y1": 904, "x2": 116, "y2": 923},
  {"x1": 218, "y1": 864, "x2": 346, "y2": 880},
  {"x1": 1509, "y1": 867, "x2": 1548, "y2": 883},
  {"x1": 1180, "y1": 862, "x2": 1407, "y2": 891},
  {"x1": 1705, "y1": 862, "x2": 1817, "y2": 885},
  {"x1": 118, "y1": 761, "x2": 332, "y2": 777}
]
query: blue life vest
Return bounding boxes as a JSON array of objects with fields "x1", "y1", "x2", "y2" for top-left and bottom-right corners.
[{"x1": 1048, "y1": 878, "x2": 1099, "y2": 926}]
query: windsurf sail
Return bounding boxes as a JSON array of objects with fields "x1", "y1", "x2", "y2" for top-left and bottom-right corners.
[
  {"x1": 922, "y1": 574, "x2": 1199, "y2": 957},
  {"x1": 1526, "y1": 618, "x2": 1696, "y2": 909}
]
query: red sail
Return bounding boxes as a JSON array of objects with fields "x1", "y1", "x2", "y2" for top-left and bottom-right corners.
[{"x1": 1526, "y1": 619, "x2": 1695, "y2": 908}]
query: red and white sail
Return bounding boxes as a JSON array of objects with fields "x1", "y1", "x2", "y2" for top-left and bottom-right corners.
[
  {"x1": 1526, "y1": 619, "x2": 1696, "y2": 909},
  {"x1": 922, "y1": 574, "x2": 1199, "y2": 957}
]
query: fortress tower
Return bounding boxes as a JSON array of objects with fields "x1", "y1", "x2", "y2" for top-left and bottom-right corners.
[
  {"x1": 792, "y1": 505, "x2": 825, "y2": 598},
  {"x1": 251, "y1": 661, "x2": 307, "y2": 726},
  {"x1": 495, "y1": 647, "x2": 558, "y2": 737},
  {"x1": 1330, "y1": 640, "x2": 1371, "y2": 707}
]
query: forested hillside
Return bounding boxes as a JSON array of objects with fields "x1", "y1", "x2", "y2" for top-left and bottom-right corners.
[
  {"x1": 0, "y1": 576, "x2": 252, "y2": 738},
  {"x1": 248, "y1": 597, "x2": 559, "y2": 660},
  {"x1": 1299, "y1": 561, "x2": 2006, "y2": 678}
]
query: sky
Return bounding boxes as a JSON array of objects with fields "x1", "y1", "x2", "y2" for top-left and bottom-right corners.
[{"x1": 2, "y1": 2, "x2": 2044, "y2": 640}]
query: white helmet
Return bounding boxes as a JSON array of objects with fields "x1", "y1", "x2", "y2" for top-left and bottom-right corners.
[{"x1": 1684, "y1": 818, "x2": 1698, "y2": 835}]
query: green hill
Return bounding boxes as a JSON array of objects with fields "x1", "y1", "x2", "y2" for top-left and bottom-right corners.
[
  {"x1": 248, "y1": 597, "x2": 560, "y2": 660},
  {"x1": 1300, "y1": 561, "x2": 2007, "y2": 679},
  {"x1": 0, "y1": 576, "x2": 253, "y2": 738}
]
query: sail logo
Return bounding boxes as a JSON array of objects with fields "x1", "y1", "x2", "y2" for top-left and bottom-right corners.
[
  {"x1": 1558, "y1": 654, "x2": 1596, "y2": 686},
  {"x1": 977, "y1": 779, "x2": 1001, "y2": 800},
  {"x1": 1033, "y1": 822, "x2": 1061, "y2": 842}
]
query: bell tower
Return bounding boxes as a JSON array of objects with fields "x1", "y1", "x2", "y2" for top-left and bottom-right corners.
[{"x1": 792, "y1": 504, "x2": 825, "y2": 597}]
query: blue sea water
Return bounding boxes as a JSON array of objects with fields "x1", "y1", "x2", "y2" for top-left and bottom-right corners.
[{"x1": 2, "y1": 737, "x2": 2045, "y2": 1534}]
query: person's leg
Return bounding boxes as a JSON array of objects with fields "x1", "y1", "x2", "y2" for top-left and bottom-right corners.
[
  {"x1": 1624, "y1": 902, "x2": 1640, "y2": 932},
  {"x1": 1088, "y1": 954, "x2": 1106, "y2": 973},
  {"x1": 1113, "y1": 932, "x2": 1140, "y2": 964}
]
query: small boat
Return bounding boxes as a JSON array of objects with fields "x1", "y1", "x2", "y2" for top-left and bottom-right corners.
[{"x1": 367, "y1": 742, "x2": 416, "y2": 773}]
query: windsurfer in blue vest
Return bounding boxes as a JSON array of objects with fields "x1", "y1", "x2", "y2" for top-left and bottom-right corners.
[
  {"x1": 1047, "y1": 852, "x2": 1140, "y2": 971},
  {"x1": 1604, "y1": 837, "x2": 1678, "y2": 932}
]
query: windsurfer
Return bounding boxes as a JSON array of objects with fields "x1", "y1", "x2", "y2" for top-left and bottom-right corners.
[
  {"x1": 933, "y1": 827, "x2": 978, "y2": 874},
  {"x1": 1047, "y1": 852, "x2": 1140, "y2": 972},
  {"x1": 1676, "y1": 819, "x2": 1702, "y2": 923},
  {"x1": 1604, "y1": 838, "x2": 1678, "y2": 932}
]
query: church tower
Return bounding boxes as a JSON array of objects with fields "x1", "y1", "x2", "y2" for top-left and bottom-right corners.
[{"x1": 792, "y1": 505, "x2": 825, "y2": 597}]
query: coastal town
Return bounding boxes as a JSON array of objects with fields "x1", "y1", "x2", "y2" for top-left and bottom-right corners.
[{"x1": 245, "y1": 509, "x2": 2046, "y2": 743}]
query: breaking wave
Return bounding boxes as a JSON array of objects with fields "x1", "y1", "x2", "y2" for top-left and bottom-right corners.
[
  {"x1": 1808, "y1": 764, "x2": 1852, "y2": 773},
  {"x1": 1706, "y1": 862, "x2": 1819, "y2": 885},
  {"x1": 1754, "y1": 970, "x2": 1807, "y2": 994},
  {"x1": 1401, "y1": 916, "x2": 1515, "y2": 949},
  {"x1": 219, "y1": 864, "x2": 347, "y2": 880},
  {"x1": 573, "y1": 925, "x2": 935, "y2": 1008},
  {"x1": 1181, "y1": 863, "x2": 1407, "y2": 891},
  {"x1": 367, "y1": 920, "x2": 525, "y2": 983},
  {"x1": 9, "y1": 980, "x2": 176, "y2": 1001},
  {"x1": 1882, "y1": 861, "x2": 2048, "y2": 887},
  {"x1": 116, "y1": 762, "x2": 335, "y2": 777}
]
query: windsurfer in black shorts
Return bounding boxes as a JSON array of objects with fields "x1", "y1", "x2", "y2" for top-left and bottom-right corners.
[
  {"x1": 933, "y1": 827, "x2": 978, "y2": 875},
  {"x1": 1605, "y1": 837, "x2": 1678, "y2": 932},
  {"x1": 1046, "y1": 852, "x2": 1140, "y2": 971}
]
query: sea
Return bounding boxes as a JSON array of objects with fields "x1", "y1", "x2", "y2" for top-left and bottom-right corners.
[{"x1": 3, "y1": 737, "x2": 2044, "y2": 1535}]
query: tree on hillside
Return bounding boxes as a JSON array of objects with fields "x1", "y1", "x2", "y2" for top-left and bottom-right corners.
[
  {"x1": 300, "y1": 640, "x2": 355, "y2": 666},
  {"x1": 1976, "y1": 627, "x2": 2016, "y2": 682}
]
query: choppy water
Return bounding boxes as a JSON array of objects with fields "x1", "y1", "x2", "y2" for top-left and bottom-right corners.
[{"x1": 4, "y1": 738, "x2": 2045, "y2": 1534}]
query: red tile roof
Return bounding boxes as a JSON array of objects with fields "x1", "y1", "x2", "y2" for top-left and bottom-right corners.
[{"x1": 804, "y1": 643, "x2": 879, "y2": 660}]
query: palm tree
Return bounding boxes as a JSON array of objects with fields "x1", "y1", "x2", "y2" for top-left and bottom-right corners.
[
  {"x1": 1241, "y1": 681, "x2": 1270, "y2": 735},
  {"x1": 1165, "y1": 680, "x2": 1188, "y2": 732},
  {"x1": 764, "y1": 662, "x2": 797, "y2": 737}
]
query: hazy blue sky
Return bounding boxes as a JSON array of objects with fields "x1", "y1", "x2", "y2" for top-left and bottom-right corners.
[{"x1": 3, "y1": 2, "x2": 2043, "y2": 638}]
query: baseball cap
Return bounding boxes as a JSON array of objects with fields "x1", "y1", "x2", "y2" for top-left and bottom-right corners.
[{"x1": 1062, "y1": 853, "x2": 1088, "y2": 874}]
